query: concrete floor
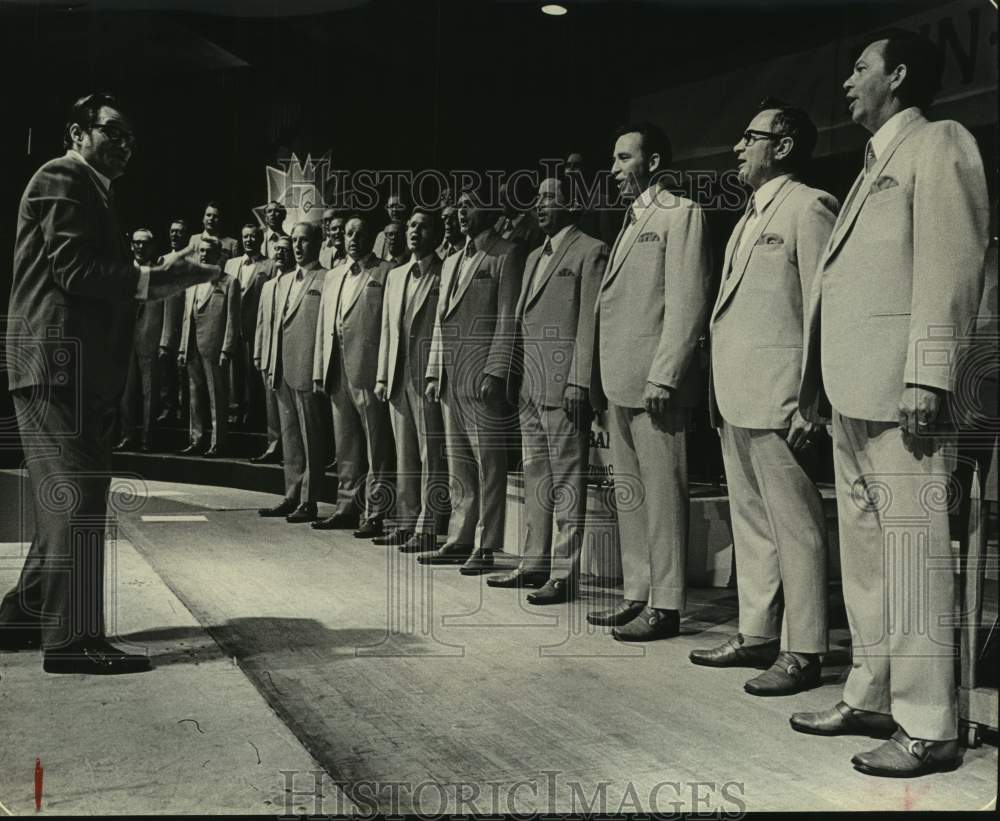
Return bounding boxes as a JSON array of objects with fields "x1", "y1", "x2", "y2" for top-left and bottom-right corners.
[{"x1": 0, "y1": 470, "x2": 996, "y2": 814}]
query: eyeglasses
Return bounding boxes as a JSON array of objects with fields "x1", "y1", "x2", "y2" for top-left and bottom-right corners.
[
  {"x1": 93, "y1": 121, "x2": 136, "y2": 148},
  {"x1": 741, "y1": 129, "x2": 783, "y2": 146}
]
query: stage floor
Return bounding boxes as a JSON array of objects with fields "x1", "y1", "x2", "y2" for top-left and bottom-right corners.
[{"x1": 0, "y1": 470, "x2": 995, "y2": 814}]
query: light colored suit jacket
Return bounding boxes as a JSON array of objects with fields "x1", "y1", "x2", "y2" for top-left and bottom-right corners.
[
  {"x1": 313, "y1": 255, "x2": 391, "y2": 392},
  {"x1": 179, "y1": 275, "x2": 241, "y2": 362},
  {"x1": 187, "y1": 232, "x2": 238, "y2": 260},
  {"x1": 158, "y1": 291, "x2": 185, "y2": 353},
  {"x1": 496, "y1": 212, "x2": 545, "y2": 254},
  {"x1": 254, "y1": 275, "x2": 280, "y2": 374},
  {"x1": 426, "y1": 229, "x2": 525, "y2": 401},
  {"x1": 268, "y1": 265, "x2": 327, "y2": 391},
  {"x1": 799, "y1": 114, "x2": 989, "y2": 423},
  {"x1": 133, "y1": 298, "x2": 167, "y2": 360},
  {"x1": 377, "y1": 255, "x2": 442, "y2": 399},
  {"x1": 225, "y1": 254, "x2": 275, "y2": 342},
  {"x1": 710, "y1": 179, "x2": 838, "y2": 429},
  {"x1": 511, "y1": 225, "x2": 608, "y2": 407},
  {"x1": 592, "y1": 187, "x2": 713, "y2": 409}
]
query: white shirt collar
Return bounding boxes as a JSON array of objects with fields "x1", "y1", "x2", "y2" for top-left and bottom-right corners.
[
  {"x1": 66, "y1": 149, "x2": 111, "y2": 194},
  {"x1": 410, "y1": 253, "x2": 434, "y2": 274},
  {"x1": 751, "y1": 174, "x2": 791, "y2": 216},
  {"x1": 629, "y1": 184, "x2": 661, "y2": 219},
  {"x1": 869, "y1": 106, "x2": 921, "y2": 163}
]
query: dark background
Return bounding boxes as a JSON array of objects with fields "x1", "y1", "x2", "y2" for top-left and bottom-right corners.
[{"x1": 0, "y1": 0, "x2": 995, "y2": 480}]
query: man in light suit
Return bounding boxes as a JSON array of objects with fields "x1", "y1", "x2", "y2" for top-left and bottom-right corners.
[
  {"x1": 156, "y1": 218, "x2": 192, "y2": 424},
  {"x1": 587, "y1": 123, "x2": 713, "y2": 640},
  {"x1": 311, "y1": 215, "x2": 395, "y2": 537},
  {"x1": 178, "y1": 237, "x2": 242, "y2": 457},
  {"x1": 258, "y1": 223, "x2": 328, "y2": 523},
  {"x1": 791, "y1": 31, "x2": 989, "y2": 778},
  {"x1": 260, "y1": 201, "x2": 288, "y2": 261},
  {"x1": 375, "y1": 208, "x2": 449, "y2": 550},
  {"x1": 319, "y1": 208, "x2": 347, "y2": 270},
  {"x1": 188, "y1": 200, "x2": 237, "y2": 260},
  {"x1": 116, "y1": 228, "x2": 163, "y2": 452},
  {"x1": 250, "y1": 235, "x2": 294, "y2": 464},
  {"x1": 0, "y1": 93, "x2": 218, "y2": 673},
  {"x1": 225, "y1": 223, "x2": 275, "y2": 429},
  {"x1": 689, "y1": 100, "x2": 838, "y2": 695},
  {"x1": 420, "y1": 185, "x2": 526, "y2": 574},
  {"x1": 488, "y1": 177, "x2": 607, "y2": 604}
]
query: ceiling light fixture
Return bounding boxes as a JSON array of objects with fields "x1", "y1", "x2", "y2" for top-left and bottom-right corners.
[{"x1": 541, "y1": 4, "x2": 568, "y2": 16}]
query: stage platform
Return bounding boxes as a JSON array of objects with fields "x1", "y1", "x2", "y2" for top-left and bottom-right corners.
[{"x1": 0, "y1": 469, "x2": 995, "y2": 814}]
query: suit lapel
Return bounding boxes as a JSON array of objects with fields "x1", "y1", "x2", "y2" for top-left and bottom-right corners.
[
  {"x1": 342, "y1": 260, "x2": 374, "y2": 319},
  {"x1": 715, "y1": 180, "x2": 799, "y2": 316},
  {"x1": 407, "y1": 261, "x2": 440, "y2": 334},
  {"x1": 526, "y1": 227, "x2": 579, "y2": 311},
  {"x1": 602, "y1": 197, "x2": 658, "y2": 290},
  {"x1": 447, "y1": 234, "x2": 495, "y2": 317},
  {"x1": 824, "y1": 114, "x2": 925, "y2": 265}
]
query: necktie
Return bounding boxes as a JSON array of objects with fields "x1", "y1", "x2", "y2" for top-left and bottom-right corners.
[
  {"x1": 727, "y1": 198, "x2": 757, "y2": 278},
  {"x1": 465, "y1": 239, "x2": 477, "y2": 258},
  {"x1": 528, "y1": 239, "x2": 554, "y2": 301},
  {"x1": 864, "y1": 142, "x2": 877, "y2": 175},
  {"x1": 542, "y1": 238, "x2": 553, "y2": 257},
  {"x1": 625, "y1": 207, "x2": 637, "y2": 227}
]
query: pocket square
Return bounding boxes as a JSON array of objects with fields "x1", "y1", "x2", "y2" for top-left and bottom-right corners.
[
  {"x1": 556, "y1": 268, "x2": 576, "y2": 277},
  {"x1": 755, "y1": 233, "x2": 784, "y2": 246},
  {"x1": 473, "y1": 270, "x2": 491, "y2": 280},
  {"x1": 306, "y1": 289, "x2": 321, "y2": 296},
  {"x1": 871, "y1": 175, "x2": 899, "y2": 193},
  {"x1": 366, "y1": 280, "x2": 382, "y2": 288},
  {"x1": 637, "y1": 231, "x2": 659, "y2": 243},
  {"x1": 212, "y1": 287, "x2": 226, "y2": 295}
]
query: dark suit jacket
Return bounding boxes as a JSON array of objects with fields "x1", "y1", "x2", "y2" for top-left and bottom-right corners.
[{"x1": 6, "y1": 154, "x2": 138, "y2": 402}]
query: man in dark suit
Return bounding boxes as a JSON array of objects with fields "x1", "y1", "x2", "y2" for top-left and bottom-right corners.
[
  {"x1": 116, "y1": 227, "x2": 163, "y2": 451},
  {"x1": 792, "y1": 31, "x2": 988, "y2": 778},
  {"x1": 258, "y1": 223, "x2": 328, "y2": 523},
  {"x1": 421, "y1": 185, "x2": 525, "y2": 574},
  {"x1": 225, "y1": 223, "x2": 275, "y2": 429},
  {"x1": 375, "y1": 208, "x2": 449, "y2": 550},
  {"x1": 489, "y1": 177, "x2": 608, "y2": 604},
  {"x1": 311, "y1": 215, "x2": 395, "y2": 536},
  {"x1": 587, "y1": 122, "x2": 713, "y2": 641},
  {"x1": 156, "y1": 218, "x2": 192, "y2": 424},
  {"x1": 0, "y1": 93, "x2": 219, "y2": 674},
  {"x1": 177, "y1": 237, "x2": 242, "y2": 457}
]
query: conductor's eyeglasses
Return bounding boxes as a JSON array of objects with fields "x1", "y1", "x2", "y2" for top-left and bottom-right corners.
[
  {"x1": 93, "y1": 121, "x2": 136, "y2": 148},
  {"x1": 741, "y1": 129, "x2": 783, "y2": 146}
]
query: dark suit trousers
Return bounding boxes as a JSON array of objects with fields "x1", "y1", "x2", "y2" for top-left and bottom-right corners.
[
  {"x1": 121, "y1": 349, "x2": 160, "y2": 442},
  {"x1": 0, "y1": 389, "x2": 116, "y2": 648},
  {"x1": 276, "y1": 380, "x2": 326, "y2": 505},
  {"x1": 232, "y1": 337, "x2": 266, "y2": 429}
]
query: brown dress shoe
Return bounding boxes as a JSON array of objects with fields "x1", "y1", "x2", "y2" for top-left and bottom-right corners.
[
  {"x1": 612, "y1": 607, "x2": 680, "y2": 642},
  {"x1": 258, "y1": 499, "x2": 298, "y2": 517},
  {"x1": 373, "y1": 529, "x2": 412, "y2": 546},
  {"x1": 689, "y1": 633, "x2": 779, "y2": 668},
  {"x1": 286, "y1": 503, "x2": 318, "y2": 523},
  {"x1": 459, "y1": 552, "x2": 495, "y2": 575},
  {"x1": 586, "y1": 599, "x2": 646, "y2": 627},
  {"x1": 526, "y1": 578, "x2": 575, "y2": 605},
  {"x1": 852, "y1": 728, "x2": 960, "y2": 778},
  {"x1": 399, "y1": 533, "x2": 437, "y2": 553},
  {"x1": 416, "y1": 546, "x2": 474, "y2": 565},
  {"x1": 311, "y1": 512, "x2": 359, "y2": 530},
  {"x1": 789, "y1": 701, "x2": 896, "y2": 737},
  {"x1": 744, "y1": 651, "x2": 821, "y2": 696},
  {"x1": 353, "y1": 518, "x2": 383, "y2": 539}
]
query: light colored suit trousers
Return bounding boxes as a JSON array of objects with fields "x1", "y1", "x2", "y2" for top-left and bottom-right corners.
[
  {"x1": 608, "y1": 405, "x2": 688, "y2": 610},
  {"x1": 276, "y1": 380, "x2": 326, "y2": 505},
  {"x1": 832, "y1": 412, "x2": 957, "y2": 740},
  {"x1": 719, "y1": 423, "x2": 828, "y2": 652},
  {"x1": 389, "y1": 380, "x2": 447, "y2": 534},
  {"x1": 518, "y1": 398, "x2": 588, "y2": 581}
]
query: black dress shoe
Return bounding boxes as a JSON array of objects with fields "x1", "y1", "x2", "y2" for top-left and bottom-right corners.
[
  {"x1": 312, "y1": 512, "x2": 359, "y2": 530},
  {"x1": 744, "y1": 651, "x2": 821, "y2": 696},
  {"x1": 851, "y1": 729, "x2": 960, "y2": 778},
  {"x1": 202, "y1": 446, "x2": 225, "y2": 458},
  {"x1": 353, "y1": 518, "x2": 384, "y2": 539},
  {"x1": 325, "y1": 459, "x2": 338, "y2": 471},
  {"x1": 373, "y1": 529, "x2": 412, "y2": 546},
  {"x1": 155, "y1": 409, "x2": 173, "y2": 424},
  {"x1": 0, "y1": 627, "x2": 42, "y2": 652},
  {"x1": 486, "y1": 569, "x2": 547, "y2": 589},
  {"x1": 43, "y1": 639, "x2": 152, "y2": 675},
  {"x1": 586, "y1": 599, "x2": 646, "y2": 627},
  {"x1": 249, "y1": 448, "x2": 282, "y2": 464},
  {"x1": 114, "y1": 437, "x2": 138, "y2": 452},
  {"x1": 177, "y1": 442, "x2": 206, "y2": 456},
  {"x1": 527, "y1": 578, "x2": 575, "y2": 605},
  {"x1": 286, "y1": 503, "x2": 318, "y2": 523},
  {"x1": 258, "y1": 499, "x2": 298, "y2": 517},
  {"x1": 612, "y1": 607, "x2": 680, "y2": 641},
  {"x1": 689, "y1": 633, "x2": 780, "y2": 669},
  {"x1": 459, "y1": 552, "x2": 494, "y2": 575},
  {"x1": 789, "y1": 701, "x2": 897, "y2": 738},
  {"x1": 416, "y1": 546, "x2": 474, "y2": 565},
  {"x1": 138, "y1": 441, "x2": 152, "y2": 453},
  {"x1": 399, "y1": 533, "x2": 437, "y2": 553}
]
